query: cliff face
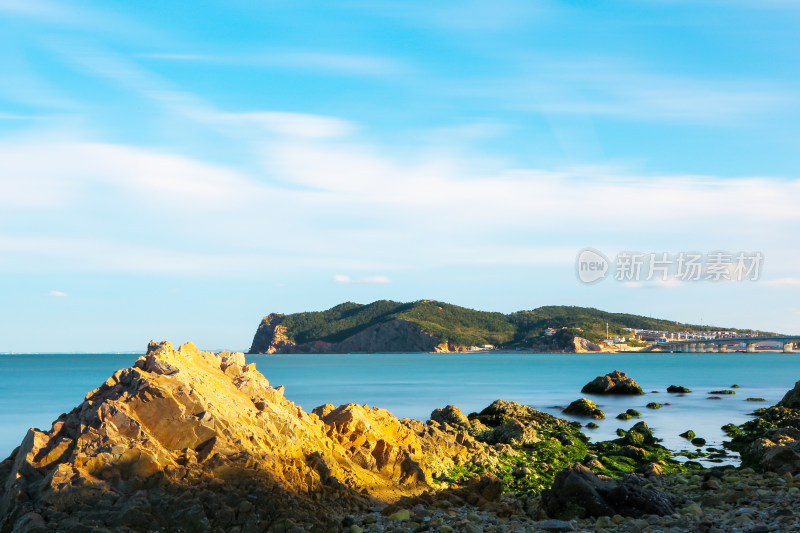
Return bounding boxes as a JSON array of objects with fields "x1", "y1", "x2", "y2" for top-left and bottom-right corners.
[
  {"x1": 249, "y1": 317, "x2": 465, "y2": 354},
  {"x1": 0, "y1": 341, "x2": 463, "y2": 531}
]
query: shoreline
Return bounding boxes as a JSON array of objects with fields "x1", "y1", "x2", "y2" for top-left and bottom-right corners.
[{"x1": 2, "y1": 344, "x2": 799, "y2": 532}]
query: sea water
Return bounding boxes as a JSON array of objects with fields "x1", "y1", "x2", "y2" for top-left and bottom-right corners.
[{"x1": 2, "y1": 352, "x2": 800, "y2": 464}]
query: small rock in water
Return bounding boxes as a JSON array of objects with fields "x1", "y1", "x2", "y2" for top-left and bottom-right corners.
[
  {"x1": 680, "y1": 430, "x2": 696, "y2": 440},
  {"x1": 667, "y1": 385, "x2": 692, "y2": 393},
  {"x1": 563, "y1": 398, "x2": 605, "y2": 419},
  {"x1": 646, "y1": 402, "x2": 663, "y2": 409}
]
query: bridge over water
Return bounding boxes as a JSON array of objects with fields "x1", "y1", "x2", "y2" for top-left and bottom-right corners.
[{"x1": 642, "y1": 336, "x2": 800, "y2": 353}]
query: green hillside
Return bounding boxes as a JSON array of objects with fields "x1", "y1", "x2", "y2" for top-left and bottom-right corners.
[{"x1": 261, "y1": 300, "x2": 769, "y2": 348}]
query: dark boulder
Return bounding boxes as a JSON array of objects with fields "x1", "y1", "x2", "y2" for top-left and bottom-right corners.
[
  {"x1": 780, "y1": 380, "x2": 800, "y2": 409},
  {"x1": 563, "y1": 398, "x2": 605, "y2": 419},
  {"x1": 667, "y1": 385, "x2": 691, "y2": 393},
  {"x1": 542, "y1": 464, "x2": 674, "y2": 519},
  {"x1": 581, "y1": 371, "x2": 644, "y2": 395}
]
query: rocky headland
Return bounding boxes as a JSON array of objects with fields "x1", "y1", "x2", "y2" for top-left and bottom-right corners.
[
  {"x1": 2, "y1": 345, "x2": 800, "y2": 532},
  {"x1": 250, "y1": 314, "x2": 465, "y2": 354},
  {"x1": 247, "y1": 300, "x2": 747, "y2": 355}
]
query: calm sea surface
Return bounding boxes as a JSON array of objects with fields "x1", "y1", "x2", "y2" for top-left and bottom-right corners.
[{"x1": 2, "y1": 352, "x2": 800, "y2": 463}]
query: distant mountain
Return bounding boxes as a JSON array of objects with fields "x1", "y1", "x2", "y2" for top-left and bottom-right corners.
[{"x1": 248, "y1": 300, "x2": 768, "y2": 354}]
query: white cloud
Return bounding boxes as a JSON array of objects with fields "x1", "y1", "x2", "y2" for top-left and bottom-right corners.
[
  {"x1": 0, "y1": 139, "x2": 265, "y2": 208},
  {"x1": 46, "y1": 290, "x2": 67, "y2": 297},
  {"x1": 215, "y1": 111, "x2": 355, "y2": 139},
  {"x1": 334, "y1": 275, "x2": 392, "y2": 285},
  {"x1": 3, "y1": 131, "x2": 800, "y2": 279}
]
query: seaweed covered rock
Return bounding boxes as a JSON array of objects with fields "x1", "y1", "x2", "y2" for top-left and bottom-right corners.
[
  {"x1": 542, "y1": 464, "x2": 674, "y2": 519},
  {"x1": 725, "y1": 382, "x2": 800, "y2": 474},
  {"x1": 581, "y1": 371, "x2": 644, "y2": 395},
  {"x1": 667, "y1": 385, "x2": 691, "y2": 393},
  {"x1": 478, "y1": 399, "x2": 538, "y2": 421},
  {"x1": 482, "y1": 419, "x2": 539, "y2": 446},
  {"x1": 621, "y1": 421, "x2": 658, "y2": 447},
  {"x1": 563, "y1": 398, "x2": 605, "y2": 419}
]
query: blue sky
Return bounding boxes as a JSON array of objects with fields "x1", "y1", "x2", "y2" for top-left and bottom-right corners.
[{"x1": 2, "y1": 0, "x2": 800, "y2": 352}]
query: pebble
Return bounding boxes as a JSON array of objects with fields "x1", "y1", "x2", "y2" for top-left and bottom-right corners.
[{"x1": 347, "y1": 469, "x2": 800, "y2": 533}]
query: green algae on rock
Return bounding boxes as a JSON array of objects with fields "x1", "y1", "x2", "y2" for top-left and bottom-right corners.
[{"x1": 563, "y1": 398, "x2": 605, "y2": 419}]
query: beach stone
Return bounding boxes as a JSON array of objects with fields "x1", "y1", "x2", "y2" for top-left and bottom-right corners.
[
  {"x1": 388, "y1": 509, "x2": 410, "y2": 521},
  {"x1": 679, "y1": 430, "x2": 696, "y2": 440},
  {"x1": 538, "y1": 518, "x2": 574, "y2": 531},
  {"x1": 581, "y1": 371, "x2": 644, "y2": 395}
]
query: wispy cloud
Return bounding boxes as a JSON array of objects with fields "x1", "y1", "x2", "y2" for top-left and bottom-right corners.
[
  {"x1": 470, "y1": 58, "x2": 793, "y2": 123},
  {"x1": 0, "y1": 0, "x2": 69, "y2": 20},
  {"x1": 761, "y1": 277, "x2": 800, "y2": 288},
  {"x1": 334, "y1": 275, "x2": 392, "y2": 284},
  {"x1": 214, "y1": 111, "x2": 355, "y2": 139},
  {"x1": 0, "y1": 140, "x2": 264, "y2": 209},
  {"x1": 45, "y1": 290, "x2": 67, "y2": 297},
  {"x1": 137, "y1": 50, "x2": 409, "y2": 77}
]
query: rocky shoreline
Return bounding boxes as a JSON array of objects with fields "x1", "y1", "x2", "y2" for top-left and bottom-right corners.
[{"x1": 1, "y1": 343, "x2": 799, "y2": 532}]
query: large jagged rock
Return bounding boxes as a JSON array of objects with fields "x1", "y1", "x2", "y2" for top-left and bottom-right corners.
[
  {"x1": 726, "y1": 381, "x2": 800, "y2": 474},
  {"x1": 0, "y1": 341, "x2": 436, "y2": 532},
  {"x1": 581, "y1": 370, "x2": 645, "y2": 395},
  {"x1": 746, "y1": 428, "x2": 800, "y2": 474},
  {"x1": 402, "y1": 418, "x2": 488, "y2": 477},
  {"x1": 542, "y1": 464, "x2": 674, "y2": 519}
]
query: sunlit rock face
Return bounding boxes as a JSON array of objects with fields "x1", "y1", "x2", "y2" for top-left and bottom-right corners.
[{"x1": 0, "y1": 341, "x2": 435, "y2": 531}]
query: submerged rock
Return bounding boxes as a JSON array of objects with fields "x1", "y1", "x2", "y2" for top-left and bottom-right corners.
[{"x1": 581, "y1": 370, "x2": 644, "y2": 395}]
